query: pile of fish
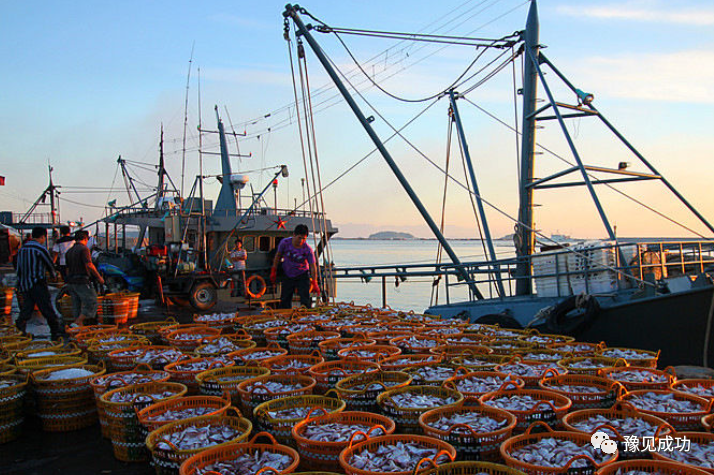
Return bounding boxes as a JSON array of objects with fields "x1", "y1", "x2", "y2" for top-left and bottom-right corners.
[
  {"x1": 565, "y1": 359, "x2": 613, "y2": 369},
  {"x1": 40, "y1": 368, "x2": 96, "y2": 380},
  {"x1": 24, "y1": 351, "x2": 58, "y2": 358},
  {"x1": 384, "y1": 356, "x2": 438, "y2": 367},
  {"x1": 626, "y1": 392, "x2": 704, "y2": 413},
  {"x1": 569, "y1": 414, "x2": 659, "y2": 438},
  {"x1": 456, "y1": 357, "x2": 498, "y2": 368},
  {"x1": 105, "y1": 390, "x2": 177, "y2": 404},
  {"x1": 606, "y1": 370, "x2": 669, "y2": 384},
  {"x1": 447, "y1": 336, "x2": 484, "y2": 345},
  {"x1": 171, "y1": 332, "x2": 215, "y2": 342},
  {"x1": 146, "y1": 406, "x2": 219, "y2": 422},
  {"x1": 554, "y1": 343, "x2": 596, "y2": 353},
  {"x1": 410, "y1": 366, "x2": 459, "y2": 383},
  {"x1": 453, "y1": 375, "x2": 516, "y2": 394},
  {"x1": 599, "y1": 348, "x2": 651, "y2": 360},
  {"x1": 675, "y1": 383, "x2": 714, "y2": 398},
  {"x1": 520, "y1": 352, "x2": 561, "y2": 362},
  {"x1": 112, "y1": 348, "x2": 145, "y2": 358},
  {"x1": 266, "y1": 407, "x2": 312, "y2": 420},
  {"x1": 349, "y1": 442, "x2": 450, "y2": 472},
  {"x1": 426, "y1": 411, "x2": 509, "y2": 433},
  {"x1": 497, "y1": 362, "x2": 559, "y2": 377},
  {"x1": 237, "y1": 350, "x2": 284, "y2": 361},
  {"x1": 172, "y1": 357, "x2": 231, "y2": 371},
  {"x1": 136, "y1": 348, "x2": 185, "y2": 366},
  {"x1": 156, "y1": 425, "x2": 241, "y2": 451},
  {"x1": 303, "y1": 422, "x2": 382, "y2": 442},
  {"x1": 246, "y1": 381, "x2": 305, "y2": 395},
  {"x1": 195, "y1": 313, "x2": 236, "y2": 323},
  {"x1": 664, "y1": 440, "x2": 714, "y2": 468},
  {"x1": 395, "y1": 336, "x2": 440, "y2": 349},
  {"x1": 485, "y1": 394, "x2": 558, "y2": 411},
  {"x1": 387, "y1": 392, "x2": 456, "y2": 409},
  {"x1": 94, "y1": 372, "x2": 168, "y2": 387},
  {"x1": 545, "y1": 383, "x2": 605, "y2": 394},
  {"x1": 197, "y1": 338, "x2": 244, "y2": 354},
  {"x1": 268, "y1": 360, "x2": 313, "y2": 371},
  {"x1": 341, "y1": 348, "x2": 391, "y2": 359},
  {"x1": 509, "y1": 438, "x2": 608, "y2": 467},
  {"x1": 248, "y1": 320, "x2": 289, "y2": 331},
  {"x1": 348, "y1": 380, "x2": 404, "y2": 391},
  {"x1": 273, "y1": 324, "x2": 313, "y2": 336},
  {"x1": 0, "y1": 378, "x2": 18, "y2": 389},
  {"x1": 422, "y1": 327, "x2": 461, "y2": 336},
  {"x1": 195, "y1": 450, "x2": 294, "y2": 475}
]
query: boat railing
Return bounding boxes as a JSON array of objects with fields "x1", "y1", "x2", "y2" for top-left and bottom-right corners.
[
  {"x1": 209, "y1": 207, "x2": 326, "y2": 220},
  {"x1": 332, "y1": 240, "x2": 714, "y2": 304}
]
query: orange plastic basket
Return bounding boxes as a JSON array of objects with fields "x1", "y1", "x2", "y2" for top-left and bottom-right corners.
[
  {"x1": 108, "y1": 345, "x2": 188, "y2": 371},
  {"x1": 450, "y1": 354, "x2": 509, "y2": 371},
  {"x1": 557, "y1": 356, "x2": 628, "y2": 376},
  {"x1": 195, "y1": 365, "x2": 271, "y2": 406},
  {"x1": 412, "y1": 460, "x2": 528, "y2": 475},
  {"x1": 419, "y1": 401, "x2": 517, "y2": 461},
  {"x1": 165, "y1": 327, "x2": 221, "y2": 352},
  {"x1": 599, "y1": 366, "x2": 676, "y2": 391},
  {"x1": 338, "y1": 344, "x2": 401, "y2": 361},
  {"x1": 561, "y1": 402, "x2": 674, "y2": 459},
  {"x1": 703, "y1": 413, "x2": 714, "y2": 432},
  {"x1": 228, "y1": 344, "x2": 289, "y2": 366},
  {"x1": 478, "y1": 385, "x2": 572, "y2": 432},
  {"x1": 318, "y1": 338, "x2": 377, "y2": 361},
  {"x1": 308, "y1": 359, "x2": 381, "y2": 394},
  {"x1": 339, "y1": 434, "x2": 457, "y2": 475},
  {"x1": 495, "y1": 356, "x2": 565, "y2": 388},
  {"x1": 377, "y1": 385, "x2": 464, "y2": 433},
  {"x1": 293, "y1": 410, "x2": 396, "y2": 472},
  {"x1": 443, "y1": 371, "x2": 525, "y2": 404},
  {"x1": 595, "y1": 347, "x2": 660, "y2": 369},
  {"x1": 672, "y1": 379, "x2": 714, "y2": 402},
  {"x1": 380, "y1": 353, "x2": 444, "y2": 371},
  {"x1": 178, "y1": 431, "x2": 299, "y2": 475},
  {"x1": 500, "y1": 423, "x2": 618, "y2": 475},
  {"x1": 261, "y1": 351, "x2": 324, "y2": 375},
  {"x1": 0, "y1": 373, "x2": 29, "y2": 444},
  {"x1": 130, "y1": 318, "x2": 177, "y2": 344},
  {"x1": 164, "y1": 356, "x2": 235, "y2": 395},
  {"x1": 194, "y1": 337, "x2": 257, "y2": 357},
  {"x1": 136, "y1": 394, "x2": 232, "y2": 433},
  {"x1": 548, "y1": 341, "x2": 602, "y2": 356},
  {"x1": 287, "y1": 330, "x2": 341, "y2": 355},
  {"x1": 618, "y1": 389, "x2": 712, "y2": 431},
  {"x1": 254, "y1": 395, "x2": 346, "y2": 446},
  {"x1": 430, "y1": 345, "x2": 494, "y2": 362},
  {"x1": 405, "y1": 364, "x2": 470, "y2": 387},
  {"x1": 516, "y1": 330, "x2": 575, "y2": 349},
  {"x1": 264, "y1": 323, "x2": 315, "y2": 349},
  {"x1": 595, "y1": 459, "x2": 710, "y2": 475},
  {"x1": 650, "y1": 431, "x2": 714, "y2": 473},
  {"x1": 236, "y1": 374, "x2": 316, "y2": 415},
  {"x1": 335, "y1": 370, "x2": 413, "y2": 412},
  {"x1": 193, "y1": 312, "x2": 238, "y2": 331},
  {"x1": 146, "y1": 409, "x2": 253, "y2": 475},
  {"x1": 539, "y1": 373, "x2": 621, "y2": 411},
  {"x1": 389, "y1": 335, "x2": 444, "y2": 355}
]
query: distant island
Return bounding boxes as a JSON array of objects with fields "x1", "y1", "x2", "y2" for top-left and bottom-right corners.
[{"x1": 368, "y1": 231, "x2": 415, "y2": 240}]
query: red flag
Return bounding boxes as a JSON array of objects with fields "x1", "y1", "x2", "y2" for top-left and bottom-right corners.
[{"x1": 0, "y1": 176, "x2": 5, "y2": 186}]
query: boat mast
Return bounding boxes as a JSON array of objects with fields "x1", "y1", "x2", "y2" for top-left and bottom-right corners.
[
  {"x1": 515, "y1": 0, "x2": 539, "y2": 296},
  {"x1": 156, "y1": 126, "x2": 165, "y2": 209},
  {"x1": 284, "y1": 4, "x2": 484, "y2": 300}
]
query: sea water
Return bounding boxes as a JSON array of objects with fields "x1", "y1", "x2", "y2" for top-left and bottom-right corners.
[{"x1": 327, "y1": 239, "x2": 516, "y2": 312}]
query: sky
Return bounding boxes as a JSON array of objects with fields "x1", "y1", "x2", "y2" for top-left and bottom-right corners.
[{"x1": 1, "y1": 0, "x2": 712, "y2": 239}]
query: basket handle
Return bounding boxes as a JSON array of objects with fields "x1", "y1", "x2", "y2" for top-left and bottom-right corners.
[
  {"x1": 541, "y1": 367, "x2": 561, "y2": 379},
  {"x1": 348, "y1": 429, "x2": 370, "y2": 446},
  {"x1": 454, "y1": 366, "x2": 470, "y2": 376},
  {"x1": 414, "y1": 450, "x2": 455, "y2": 474},
  {"x1": 411, "y1": 457, "x2": 439, "y2": 475},
  {"x1": 611, "y1": 400, "x2": 639, "y2": 415},
  {"x1": 592, "y1": 422, "x2": 624, "y2": 440},
  {"x1": 615, "y1": 383, "x2": 628, "y2": 400},
  {"x1": 441, "y1": 379, "x2": 457, "y2": 391},
  {"x1": 528, "y1": 399, "x2": 559, "y2": 414},
  {"x1": 613, "y1": 357, "x2": 629, "y2": 368},
  {"x1": 324, "y1": 389, "x2": 341, "y2": 400},
  {"x1": 495, "y1": 379, "x2": 522, "y2": 395},
  {"x1": 224, "y1": 406, "x2": 242, "y2": 418},
  {"x1": 132, "y1": 363, "x2": 153, "y2": 372},
  {"x1": 445, "y1": 422, "x2": 480, "y2": 439},
  {"x1": 366, "y1": 424, "x2": 387, "y2": 438},
  {"x1": 304, "y1": 406, "x2": 329, "y2": 422},
  {"x1": 207, "y1": 361, "x2": 224, "y2": 370},
  {"x1": 562, "y1": 453, "x2": 603, "y2": 470},
  {"x1": 663, "y1": 366, "x2": 677, "y2": 380},
  {"x1": 157, "y1": 437, "x2": 181, "y2": 452},
  {"x1": 654, "y1": 421, "x2": 676, "y2": 439},
  {"x1": 249, "y1": 382, "x2": 277, "y2": 396},
  {"x1": 255, "y1": 468, "x2": 280, "y2": 475},
  {"x1": 248, "y1": 431, "x2": 278, "y2": 445},
  {"x1": 525, "y1": 421, "x2": 555, "y2": 435},
  {"x1": 309, "y1": 349, "x2": 322, "y2": 358}
]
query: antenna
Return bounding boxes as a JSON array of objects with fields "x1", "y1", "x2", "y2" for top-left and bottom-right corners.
[{"x1": 181, "y1": 42, "x2": 195, "y2": 198}]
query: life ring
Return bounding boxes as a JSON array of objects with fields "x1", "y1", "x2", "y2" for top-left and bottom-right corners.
[{"x1": 245, "y1": 275, "x2": 267, "y2": 299}]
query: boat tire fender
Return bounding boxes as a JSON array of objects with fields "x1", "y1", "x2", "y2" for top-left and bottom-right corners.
[
  {"x1": 545, "y1": 293, "x2": 600, "y2": 335},
  {"x1": 246, "y1": 275, "x2": 267, "y2": 299}
]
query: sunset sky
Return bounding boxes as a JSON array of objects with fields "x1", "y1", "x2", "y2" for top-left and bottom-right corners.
[{"x1": 1, "y1": 0, "x2": 712, "y2": 239}]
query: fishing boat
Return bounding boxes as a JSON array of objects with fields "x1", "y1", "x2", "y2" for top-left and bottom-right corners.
[
  {"x1": 283, "y1": 1, "x2": 714, "y2": 368},
  {"x1": 101, "y1": 108, "x2": 338, "y2": 310}
]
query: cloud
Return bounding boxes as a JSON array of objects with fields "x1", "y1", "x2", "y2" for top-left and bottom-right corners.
[
  {"x1": 557, "y1": 2, "x2": 714, "y2": 26},
  {"x1": 575, "y1": 50, "x2": 714, "y2": 103}
]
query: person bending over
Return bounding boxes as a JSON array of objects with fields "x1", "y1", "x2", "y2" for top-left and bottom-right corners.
[{"x1": 270, "y1": 224, "x2": 319, "y2": 309}]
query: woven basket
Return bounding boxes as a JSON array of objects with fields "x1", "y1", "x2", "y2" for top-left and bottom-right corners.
[
  {"x1": 500, "y1": 423, "x2": 618, "y2": 475},
  {"x1": 228, "y1": 344, "x2": 289, "y2": 366},
  {"x1": 672, "y1": 379, "x2": 714, "y2": 402},
  {"x1": 318, "y1": 338, "x2": 377, "y2": 361},
  {"x1": 516, "y1": 330, "x2": 575, "y2": 349},
  {"x1": 548, "y1": 341, "x2": 602, "y2": 356},
  {"x1": 158, "y1": 324, "x2": 210, "y2": 346},
  {"x1": 137, "y1": 394, "x2": 232, "y2": 433},
  {"x1": 87, "y1": 338, "x2": 150, "y2": 367},
  {"x1": 595, "y1": 347, "x2": 660, "y2": 369},
  {"x1": 147, "y1": 409, "x2": 253, "y2": 475},
  {"x1": 261, "y1": 351, "x2": 325, "y2": 376},
  {"x1": 237, "y1": 374, "x2": 316, "y2": 416},
  {"x1": 165, "y1": 327, "x2": 221, "y2": 352},
  {"x1": 562, "y1": 402, "x2": 674, "y2": 460},
  {"x1": 13, "y1": 342, "x2": 82, "y2": 362},
  {"x1": 337, "y1": 344, "x2": 401, "y2": 361},
  {"x1": 194, "y1": 337, "x2": 256, "y2": 357},
  {"x1": 14, "y1": 355, "x2": 88, "y2": 376},
  {"x1": 539, "y1": 373, "x2": 621, "y2": 411},
  {"x1": 430, "y1": 345, "x2": 494, "y2": 362},
  {"x1": 599, "y1": 366, "x2": 676, "y2": 391},
  {"x1": 192, "y1": 312, "x2": 238, "y2": 331},
  {"x1": 177, "y1": 431, "x2": 299, "y2": 475},
  {"x1": 335, "y1": 371, "x2": 412, "y2": 412},
  {"x1": 164, "y1": 357, "x2": 234, "y2": 395},
  {"x1": 557, "y1": 356, "x2": 628, "y2": 376},
  {"x1": 31, "y1": 363, "x2": 106, "y2": 432},
  {"x1": 478, "y1": 386, "x2": 572, "y2": 432},
  {"x1": 339, "y1": 434, "x2": 457, "y2": 475},
  {"x1": 293, "y1": 410, "x2": 396, "y2": 472},
  {"x1": 3, "y1": 338, "x2": 63, "y2": 354},
  {"x1": 419, "y1": 401, "x2": 517, "y2": 461},
  {"x1": 287, "y1": 330, "x2": 341, "y2": 355},
  {"x1": 380, "y1": 353, "x2": 444, "y2": 371},
  {"x1": 443, "y1": 371, "x2": 524, "y2": 404},
  {"x1": 130, "y1": 318, "x2": 178, "y2": 344},
  {"x1": 308, "y1": 359, "x2": 381, "y2": 395},
  {"x1": 0, "y1": 374, "x2": 29, "y2": 444},
  {"x1": 196, "y1": 365, "x2": 270, "y2": 406},
  {"x1": 265, "y1": 323, "x2": 316, "y2": 349},
  {"x1": 405, "y1": 364, "x2": 470, "y2": 387},
  {"x1": 495, "y1": 357, "x2": 565, "y2": 388},
  {"x1": 254, "y1": 395, "x2": 346, "y2": 446},
  {"x1": 450, "y1": 354, "x2": 509, "y2": 371},
  {"x1": 243, "y1": 317, "x2": 291, "y2": 346},
  {"x1": 650, "y1": 431, "x2": 714, "y2": 473},
  {"x1": 595, "y1": 459, "x2": 710, "y2": 475},
  {"x1": 618, "y1": 389, "x2": 712, "y2": 431},
  {"x1": 366, "y1": 330, "x2": 414, "y2": 346},
  {"x1": 101, "y1": 381, "x2": 188, "y2": 462},
  {"x1": 378, "y1": 385, "x2": 464, "y2": 433}
]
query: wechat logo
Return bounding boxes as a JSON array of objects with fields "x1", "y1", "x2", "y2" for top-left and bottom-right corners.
[{"x1": 591, "y1": 431, "x2": 617, "y2": 455}]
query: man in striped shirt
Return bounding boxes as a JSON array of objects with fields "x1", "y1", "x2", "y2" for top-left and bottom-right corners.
[{"x1": 15, "y1": 227, "x2": 66, "y2": 341}]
